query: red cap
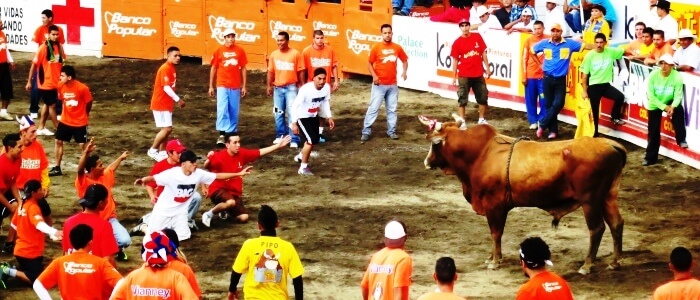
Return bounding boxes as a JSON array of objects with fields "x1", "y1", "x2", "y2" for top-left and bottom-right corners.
[
  {"x1": 458, "y1": 18, "x2": 470, "y2": 25},
  {"x1": 166, "y1": 139, "x2": 186, "y2": 153}
]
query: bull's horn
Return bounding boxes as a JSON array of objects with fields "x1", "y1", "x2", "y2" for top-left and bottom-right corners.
[
  {"x1": 451, "y1": 113, "x2": 465, "y2": 123},
  {"x1": 418, "y1": 115, "x2": 432, "y2": 126}
]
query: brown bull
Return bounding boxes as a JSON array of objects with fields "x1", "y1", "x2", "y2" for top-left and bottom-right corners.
[{"x1": 419, "y1": 114, "x2": 626, "y2": 274}]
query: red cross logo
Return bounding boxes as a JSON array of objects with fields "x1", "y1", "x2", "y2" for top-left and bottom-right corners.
[{"x1": 52, "y1": 0, "x2": 95, "y2": 45}]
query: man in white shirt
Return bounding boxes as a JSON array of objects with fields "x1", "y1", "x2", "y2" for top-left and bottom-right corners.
[
  {"x1": 469, "y1": 0, "x2": 487, "y2": 26},
  {"x1": 635, "y1": 0, "x2": 659, "y2": 30},
  {"x1": 654, "y1": 0, "x2": 678, "y2": 46},
  {"x1": 505, "y1": 7, "x2": 535, "y2": 33},
  {"x1": 471, "y1": 5, "x2": 503, "y2": 35},
  {"x1": 134, "y1": 150, "x2": 251, "y2": 240},
  {"x1": 291, "y1": 68, "x2": 334, "y2": 176},
  {"x1": 674, "y1": 29, "x2": 700, "y2": 72},
  {"x1": 544, "y1": 0, "x2": 570, "y2": 36}
]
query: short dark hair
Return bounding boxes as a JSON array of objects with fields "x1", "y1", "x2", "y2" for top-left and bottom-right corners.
[
  {"x1": 61, "y1": 65, "x2": 76, "y2": 79},
  {"x1": 162, "y1": 228, "x2": 180, "y2": 249},
  {"x1": 23, "y1": 179, "x2": 42, "y2": 199},
  {"x1": 2, "y1": 133, "x2": 21, "y2": 149},
  {"x1": 670, "y1": 247, "x2": 693, "y2": 272},
  {"x1": 635, "y1": 22, "x2": 646, "y2": 28},
  {"x1": 85, "y1": 155, "x2": 100, "y2": 172},
  {"x1": 48, "y1": 24, "x2": 59, "y2": 33},
  {"x1": 313, "y1": 30, "x2": 324, "y2": 37},
  {"x1": 225, "y1": 132, "x2": 240, "y2": 144},
  {"x1": 642, "y1": 27, "x2": 655, "y2": 36},
  {"x1": 82, "y1": 184, "x2": 108, "y2": 210},
  {"x1": 654, "y1": 29, "x2": 665, "y2": 39},
  {"x1": 278, "y1": 31, "x2": 290, "y2": 41},
  {"x1": 380, "y1": 24, "x2": 392, "y2": 31},
  {"x1": 313, "y1": 67, "x2": 327, "y2": 78},
  {"x1": 258, "y1": 205, "x2": 278, "y2": 230},
  {"x1": 533, "y1": 20, "x2": 544, "y2": 27},
  {"x1": 519, "y1": 237, "x2": 551, "y2": 269},
  {"x1": 590, "y1": 4, "x2": 606, "y2": 15},
  {"x1": 70, "y1": 224, "x2": 93, "y2": 250},
  {"x1": 167, "y1": 46, "x2": 180, "y2": 54},
  {"x1": 594, "y1": 33, "x2": 607, "y2": 42},
  {"x1": 435, "y1": 257, "x2": 457, "y2": 284},
  {"x1": 41, "y1": 9, "x2": 54, "y2": 19}
]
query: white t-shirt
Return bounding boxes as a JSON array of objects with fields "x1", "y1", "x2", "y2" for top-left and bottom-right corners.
[
  {"x1": 476, "y1": 15, "x2": 503, "y2": 35},
  {"x1": 635, "y1": 7, "x2": 659, "y2": 30},
  {"x1": 513, "y1": 20, "x2": 535, "y2": 32},
  {"x1": 290, "y1": 82, "x2": 332, "y2": 123},
  {"x1": 656, "y1": 14, "x2": 679, "y2": 42},
  {"x1": 152, "y1": 168, "x2": 216, "y2": 217},
  {"x1": 545, "y1": 7, "x2": 570, "y2": 36},
  {"x1": 674, "y1": 43, "x2": 700, "y2": 71}
]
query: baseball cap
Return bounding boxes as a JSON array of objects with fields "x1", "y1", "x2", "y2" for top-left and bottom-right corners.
[
  {"x1": 458, "y1": 18, "x2": 470, "y2": 25},
  {"x1": 521, "y1": 8, "x2": 534, "y2": 16},
  {"x1": 222, "y1": 28, "x2": 237, "y2": 37},
  {"x1": 384, "y1": 221, "x2": 406, "y2": 239},
  {"x1": 550, "y1": 23, "x2": 563, "y2": 31},
  {"x1": 657, "y1": 54, "x2": 676, "y2": 65},
  {"x1": 476, "y1": 6, "x2": 489, "y2": 17},
  {"x1": 180, "y1": 150, "x2": 201, "y2": 163},
  {"x1": 166, "y1": 139, "x2": 186, "y2": 153},
  {"x1": 78, "y1": 184, "x2": 108, "y2": 207},
  {"x1": 17, "y1": 115, "x2": 35, "y2": 131},
  {"x1": 678, "y1": 29, "x2": 697, "y2": 40}
]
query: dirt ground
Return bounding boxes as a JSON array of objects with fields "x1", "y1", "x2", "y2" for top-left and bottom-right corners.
[{"x1": 0, "y1": 51, "x2": 699, "y2": 300}]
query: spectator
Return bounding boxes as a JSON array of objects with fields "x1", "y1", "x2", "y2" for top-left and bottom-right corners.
[
  {"x1": 471, "y1": 5, "x2": 503, "y2": 35},
  {"x1": 582, "y1": 4, "x2": 609, "y2": 46},
  {"x1": 468, "y1": 0, "x2": 486, "y2": 25},
  {"x1": 627, "y1": 27, "x2": 655, "y2": 60},
  {"x1": 586, "y1": 0, "x2": 615, "y2": 30},
  {"x1": 544, "y1": 0, "x2": 569, "y2": 35},
  {"x1": 644, "y1": 30, "x2": 674, "y2": 66},
  {"x1": 0, "y1": 19, "x2": 15, "y2": 121},
  {"x1": 228, "y1": 205, "x2": 304, "y2": 300},
  {"x1": 652, "y1": 247, "x2": 700, "y2": 299},
  {"x1": 33, "y1": 224, "x2": 122, "y2": 300},
  {"x1": 393, "y1": 0, "x2": 415, "y2": 16},
  {"x1": 654, "y1": 0, "x2": 678, "y2": 46},
  {"x1": 430, "y1": 0, "x2": 470, "y2": 24},
  {"x1": 564, "y1": 0, "x2": 583, "y2": 33},
  {"x1": 505, "y1": 7, "x2": 535, "y2": 33},
  {"x1": 361, "y1": 220, "x2": 413, "y2": 300},
  {"x1": 417, "y1": 257, "x2": 465, "y2": 300},
  {"x1": 522, "y1": 21, "x2": 547, "y2": 130},
  {"x1": 643, "y1": 54, "x2": 687, "y2": 166},
  {"x1": 162, "y1": 228, "x2": 201, "y2": 299},
  {"x1": 624, "y1": 22, "x2": 648, "y2": 57},
  {"x1": 515, "y1": 237, "x2": 573, "y2": 300},
  {"x1": 634, "y1": 0, "x2": 660, "y2": 31},
  {"x1": 493, "y1": 0, "x2": 514, "y2": 28},
  {"x1": 510, "y1": 0, "x2": 537, "y2": 23},
  {"x1": 673, "y1": 29, "x2": 700, "y2": 72}
]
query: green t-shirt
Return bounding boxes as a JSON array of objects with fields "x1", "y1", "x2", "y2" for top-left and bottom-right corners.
[
  {"x1": 646, "y1": 68, "x2": 684, "y2": 111},
  {"x1": 579, "y1": 47, "x2": 625, "y2": 85}
]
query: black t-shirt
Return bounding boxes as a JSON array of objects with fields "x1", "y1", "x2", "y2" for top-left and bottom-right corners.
[{"x1": 494, "y1": 7, "x2": 511, "y2": 28}]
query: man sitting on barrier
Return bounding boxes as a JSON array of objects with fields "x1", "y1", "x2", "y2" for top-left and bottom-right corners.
[{"x1": 673, "y1": 29, "x2": 700, "y2": 73}]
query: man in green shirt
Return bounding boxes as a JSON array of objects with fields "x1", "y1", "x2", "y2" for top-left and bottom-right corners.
[
  {"x1": 644, "y1": 54, "x2": 688, "y2": 166},
  {"x1": 580, "y1": 32, "x2": 626, "y2": 136}
]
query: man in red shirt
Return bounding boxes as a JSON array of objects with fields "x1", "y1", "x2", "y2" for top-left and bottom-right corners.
[
  {"x1": 201, "y1": 133, "x2": 290, "y2": 227},
  {"x1": 62, "y1": 183, "x2": 119, "y2": 267},
  {"x1": 451, "y1": 18, "x2": 492, "y2": 126},
  {"x1": 0, "y1": 134, "x2": 22, "y2": 233},
  {"x1": 28, "y1": 9, "x2": 65, "y2": 120},
  {"x1": 515, "y1": 237, "x2": 573, "y2": 300}
]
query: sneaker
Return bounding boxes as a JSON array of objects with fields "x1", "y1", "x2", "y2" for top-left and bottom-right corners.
[
  {"x1": 393, "y1": 7, "x2": 400, "y2": 14},
  {"x1": 216, "y1": 135, "x2": 225, "y2": 146},
  {"x1": 294, "y1": 153, "x2": 302, "y2": 163},
  {"x1": 155, "y1": 151, "x2": 168, "y2": 162},
  {"x1": 680, "y1": 142, "x2": 688, "y2": 149},
  {"x1": 389, "y1": 133, "x2": 399, "y2": 140},
  {"x1": 0, "y1": 262, "x2": 14, "y2": 278},
  {"x1": 319, "y1": 134, "x2": 326, "y2": 143},
  {"x1": 529, "y1": 123, "x2": 538, "y2": 130},
  {"x1": 0, "y1": 112, "x2": 12, "y2": 121},
  {"x1": 0, "y1": 278, "x2": 5, "y2": 289},
  {"x1": 478, "y1": 119, "x2": 489, "y2": 125},
  {"x1": 536, "y1": 127, "x2": 544, "y2": 138},
  {"x1": 298, "y1": 167, "x2": 314, "y2": 176},
  {"x1": 147, "y1": 148, "x2": 159, "y2": 160},
  {"x1": 272, "y1": 137, "x2": 281, "y2": 144},
  {"x1": 548, "y1": 132, "x2": 557, "y2": 139},
  {"x1": 129, "y1": 223, "x2": 146, "y2": 237},
  {"x1": 116, "y1": 250, "x2": 128, "y2": 261},
  {"x1": 188, "y1": 219, "x2": 199, "y2": 231},
  {"x1": 36, "y1": 128, "x2": 54, "y2": 136},
  {"x1": 612, "y1": 119, "x2": 626, "y2": 125},
  {"x1": 30, "y1": 113, "x2": 38, "y2": 119},
  {"x1": 48, "y1": 166, "x2": 62, "y2": 177},
  {"x1": 1, "y1": 242, "x2": 14, "y2": 254},
  {"x1": 290, "y1": 142, "x2": 299, "y2": 148},
  {"x1": 642, "y1": 159, "x2": 656, "y2": 166},
  {"x1": 202, "y1": 213, "x2": 212, "y2": 228},
  {"x1": 218, "y1": 211, "x2": 229, "y2": 220},
  {"x1": 361, "y1": 134, "x2": 370, "y2": 142},
  {"x1": 294, "y1": 151, "x2": 319, "y2": 163}
]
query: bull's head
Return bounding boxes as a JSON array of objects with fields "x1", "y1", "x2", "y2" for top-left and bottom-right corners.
[{"x1": 418, "y1": 114, "x2": 464, "y2": 174}]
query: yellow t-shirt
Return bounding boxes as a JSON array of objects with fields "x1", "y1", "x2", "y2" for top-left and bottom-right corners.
[
  {"x1": 232, "y1": 236, "x2": 304, "y2": 300},
  {"x1": 418, "y1": 291, "x2": 466, "y2": 300}
]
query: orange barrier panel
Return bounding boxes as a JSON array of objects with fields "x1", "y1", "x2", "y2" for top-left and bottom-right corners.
[
  {"x1": 204, "y1": 0, "x2": 267, "y2": 69},
  {"x1": 340, "y1": 0, "x2": 392, "y2": 76},
  {"x1": 307, "y1": 1, "x2": 345, "y2": 75},
  {"x1": 163, "y1": 0, "x2": 205, "y2": 57},
  {"x1": 102, "y1": 1, "x2": 164, "y2": 59},
  {"x1": 267, "y1": 0, "x2": 314, "y2": 53}
]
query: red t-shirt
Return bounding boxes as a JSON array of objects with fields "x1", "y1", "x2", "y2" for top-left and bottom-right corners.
[
  {"x1": 147, "y1": 159, "x2": 178, "y2": 199},
  {"x1": 450, "y1": 33, "x2": 487, "y2": 78},
  {"x1": 62, "y1": 212, "x2": 119, "y2": 257},
  {"x1": 0, "y1": 154, "x2": 21, "y2": 193},
  {"x1": 206, "y1": 148, "x2": 260, "y2": 197}
]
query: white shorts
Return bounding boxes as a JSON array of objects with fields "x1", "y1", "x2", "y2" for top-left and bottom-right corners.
[
  {"x1": 153, "y1": 111, "x2": 173, "y2": 128},
  {"x1": 146, "y1": 212, "x2": 190, "y2": 241}
]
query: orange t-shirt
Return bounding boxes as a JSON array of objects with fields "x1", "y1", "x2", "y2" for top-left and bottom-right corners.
[
  {"x1": 268, "y1": 48, "x2": 304, "y2": 86},
  {"x1": 0, "y1": 32, "x2": 9, "y2": 63},
  {"x1": 523, "y1": 35, "x2": 546, "y2": 79},
  {"x1": 150, "y1": 62, "x2": 177, "y2": 112},
  {"x1": 417, "y1": 291, "x2": 466, "y2": 300},
  {"x1": 75, "y1": 169, "x2": 117, "y2": 220},
  {"x1": 11, "y1": 200, "x2": 47, "y2": 258},
  {"x1": 361, "y1": 247, "x2": 413, "y2": 300},
  {"x1": 650, "y1": 43, "x2": 674, "y2": 60},
  {"x1": 16, "y1": 140, "x2": 49, "y2": 189},
  {"x1": 37, "y1": 251, "x2": 122, "y2": 300},
  {"x1": 32, "y1": 25, "x2": 66, "y2": 45},
  {"x1": 58, "y1": 80, "x2": 93, "y2": 127},
  {"x1": 211, "y1": 44, "x2": 248, "y2": 89},
  {"x1": 652, "y1": 278, "x2": 700, "y2": 300},
  {"x1": 111, "y1": 265, "x2": 198, "y2": 300},
  {"x1": 515, "y1": 271, "x2": 573, "y2": 300},
  {"x1": 168, "y1": 259, "x2": 201, "y2": 298},
  {"x1": 369, "y1": 42, "x2": 408, "y2": 85},
  {"x1": 33, "y1": 43, "x2": 65, "y2": 90},
  {"x1": 302, "y1": 44, "x2": 338, "y2": 84}
]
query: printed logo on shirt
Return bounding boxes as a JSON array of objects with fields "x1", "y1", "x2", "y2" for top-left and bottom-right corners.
[
  {"x1": 20, "y1": 158, "x2": 40, "y2": 170},
  {"x1": 163, "y1": 74, "x2": 177, "y2": 88},
  {"x1": 373, "y1": 283, "x2": 383, "y2": 300},
  {"x1": 381, "y1": 55, "x2": 397, "y2": 64},
  {"x1": 542, "y1": 281, "x2": 563, "y2": 292},
  {"x1": 222, "y1": 52, "x2": 240, "y2": 67},
  {"x1": 174, "y1": 184, "x2": 195, "y2": 203},
  {"x1": 273, "y1": 59, "x2": 295, "y2": 71},
  {"x1": 310, "y1": 57, "x2": 331, "y2": 68},
  {"x1": 591, "y1": 58, "x2": 612, "y2": 71},
  {"x1": 63, "y1": 262, "x2": 96, "y2": 275},
  {"x1": 130, "y1": 285, "x2": 172, "y2": 299},
  {"x1": 254, "y1": 249, "x2": 283, "y2": 283},
  {"x1": 368, "y1": 263, "x2": 394, "y2": 274}
]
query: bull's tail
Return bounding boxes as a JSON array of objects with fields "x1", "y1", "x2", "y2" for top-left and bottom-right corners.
[{"x1": 603, "y1": 139, "x2": 627, "y2": 169}]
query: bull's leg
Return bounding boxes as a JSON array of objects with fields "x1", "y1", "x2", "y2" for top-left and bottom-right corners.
[
  {"x1": 602, "y1": 183, "x2": 624, "y2": 271},
  {"x1": 485, "y1": 209, "x2": 508, "y2": 270},
  {"x1": 579, "y1": 204, "x2": 606, "y2": 275}
]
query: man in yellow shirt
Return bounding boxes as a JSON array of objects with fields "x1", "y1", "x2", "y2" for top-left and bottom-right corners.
[
  {"x1": 626, "y1": 27, "x2": 655, "y2": 60},
  {"x1": 417, "y1": 257, "x2": 465, "y2": 300}
]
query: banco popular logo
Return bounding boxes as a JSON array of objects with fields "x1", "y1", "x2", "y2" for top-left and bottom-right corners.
[
  {"x1": 346, "y1": 29, "x2": 382, "y2": 55},
  {"x1": 208, "y1": 16, "x2": 261, "y2": 44},
  {"x1": 169, "y1": 21, "x2": 199, "y2": 38},
  {"x1": 269, "y1": 21, "x2": 305, "y2": 42},
  {"x1": 104, "y1": 12, "x2": 156, "y2": 37},
  {"x1": 312, "y1": 21, "x2": 339, "y2": 37}
]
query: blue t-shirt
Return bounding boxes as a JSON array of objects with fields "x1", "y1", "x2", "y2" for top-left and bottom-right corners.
[
  {"x1": 588, "y1": 0, "x2": 616, "y2": 22},
  {"x1": 532, "y1": 38, "x2": 583, "y2": 77}
]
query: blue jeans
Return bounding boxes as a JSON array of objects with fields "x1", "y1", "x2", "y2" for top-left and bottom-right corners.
[
  {"x1": 362, "y1": 84, "x2": 399, "y2": 136},
  {"x1": 541, "y1": 75, "x2": 567, "y2": 134},
  {"x1": 565, "y1": 10, "x2": 582, "y2": 33},
  {"x1": 216, "y1": 87, "x2": 241, "y2": 133},
  {"x1": 273, "y1": 84, "x2": 300, "y2": 144},
  {"x1": 525, "y1": 78, "x2": 546, "y2": 124},
  {"x1": 392, "y1": 0, "x2": 415, "y2": 14},
  {"x1": 109, "y1": 217, "x2": 131, "y2": 249}
]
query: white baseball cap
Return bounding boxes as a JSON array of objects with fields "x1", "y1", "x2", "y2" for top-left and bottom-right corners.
[
  {"x1": 521, "y1": 8, "x2": 534, "y2": 16},
  {"x1": 678, "y1": 28, "x2": 697, "y2": 40},
  {"x1": 476, "y1": 6, "x2": 489, "y2": 17},
  {"x1": 222, "y1": 28, "x2": 237, "y2": 37},
  {"x1": 547, "y1": 0, "x2": 564, "y2": 5},
  {"x1": 384, "y1": 221, "x2": 406, "y2": 239},
  {"x1": 657, "y1": 54, "x2": 676, "y2": 65}
]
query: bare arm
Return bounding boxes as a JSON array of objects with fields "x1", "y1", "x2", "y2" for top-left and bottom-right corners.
[
  {"x1": 298, "y1": 70, "x2": 306, "y2": 85},
  {"x1": 483, "y1": 52, "x2": 491, "y2": 78},
  {"x1": 259, "y1": 136, "x2": 291, "y2": 156},
  {"x1": 209, "y1": 66, "x2": 217, "y2": 90},
  {"x1": 362, "y1": 287, "x2": 369, "y2": 300},
  {"x1": 241, "y1": 66, "x2": 248, "y2": 97},
  {"x1": 581, "y1": 73, "x2": 590, "y2": 98},
  {"x1": 215, "y1": 166, "x2": 253, "y2": 180},
  {"x1": 86, "y1": 102, "x2": 93, "y2": 116},
  {"x1": 107, "y1": 151, "x2": 129, "y2": 172},
  {"x1": 77, "y1": 138, "x2": 96, "y2": 176}
]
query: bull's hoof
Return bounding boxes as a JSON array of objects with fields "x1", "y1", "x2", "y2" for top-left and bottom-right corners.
[
  {"x1": 487, "y1": 262, "x2": 499, "y2": 270},
  {"x1": 578, "y1": 266, "x2": 591, "y2": 275}
]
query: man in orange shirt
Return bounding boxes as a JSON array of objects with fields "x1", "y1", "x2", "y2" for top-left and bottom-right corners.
[
  {"x1": 417, "y1": 257, "x2": 466, "y2": 300},
  {"x1": 209, "y1": 29, "x2": 248, "y2": 146},
  {"x1": 26, "y1": 25, "x2": 65, "y2": 136},
  {"x1": 75, "y1": 138, "x2": 131, "y2": 260},
  {"x1": 0, "y1": 19, "x2": 16, "y2": 121},
  {"x1": 515, "y1": 237, "x2": 573, "y2": 300},
  {"x1": 162, "y1": 228, "x2": 201, "y2": 299},
  {"x1": 49, "y1": 65, "x2": 92, "y2": 177},
  {"x1": 652, "y1": 246, "x2": 700, "y2": 299},
  {"x1": 361, "y1": 24, "x2": 408, "y2": 142},
  {"x1": 361, "y1": 220, "x2": 412, "y2": 300},
  {"x1": 148, "y1": 46, "x2": 185, "y2": 161},
  {"x1": 267, "y1": 31, "x2": 304, "y2": 148},
  {"x1": 33, "y1": 224, "x2": 122, "y2": 299},
  {"x1": 0, "y1": 180, "x2": 62, "y2": 286},
  {"x1": 28, "y1": 9, "x2": 65, "y2": 120},
  {"x1": 523, "y1": 21, "x2": 547, "y2": 130},
  {"x1": 302, "y1": 30, "x2": 339, "y2": 143},
  {"x1": 644, "y1": 29, "x2": 674, "y2": 65}
]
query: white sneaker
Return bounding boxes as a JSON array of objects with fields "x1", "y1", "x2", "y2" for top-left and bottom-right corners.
[
  {"x1": 36, "y1": 128, "x2": 54, "y2": 136},
  {"x1": 202, "y1": 212, "x2": 212, "y2": 227},
  {"x1": 147, "y1": 149, "x2": 159, "y2": 160},
  {"x1": 294, "y1": 153, "x2": 302, "y2": 163},
  {"x1": 290, "y1": 142, "x2": 299, "y2": 148},
  {"x1": 272, "y1": 137, "x2": 281, "y2": 144},
  {"x1": 188, "y1": 219, "x2": 199, "y2": 230},
  {"x1": 478, "y1": 119, "x2": 489, "y2": 125},
  {"x1": 294, "y1": 151, "x2": 319, "y2": 163},
  {"x1": 155, "y1": 151, "x2": 168, "y2": 162},
  {"x1": 529, "y1": 123, "x2": 538, "y2": 130},
  {"x1": 30, "y1": 113, "x2": 38, "y2": 119},
  {"x1": 0, "y1": 111, "x2": 12, "y2": 121}
]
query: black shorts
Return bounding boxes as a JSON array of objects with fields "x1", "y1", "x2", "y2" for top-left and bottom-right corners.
[
  {"x1": 38, "y1": 198, "x2": 51, "y2": 217},
  {"x1": 55, "y1": 122, "x2": 88, "y2": 143},
  {"x1": 210, "y1": 189, "x2": 249, "y2": 216},
  {"x1": 0, "y1": 191, "x2": 18, "y2": 222},
  {"x1": 297, "y1": 117, "x2": 321, "y2": 145},
  {"x1": 38, "y1": 89, "x2": 58, "y2": 106},
  {"x1": 15, "y1": 255, "x2": 44, "y2": 283},
  {"x1": 0, "y1": 63, "x2": 13, "y2": 101},
  {"x1": 457, "y1": 77, "x2": 489, "y2": 106}
]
